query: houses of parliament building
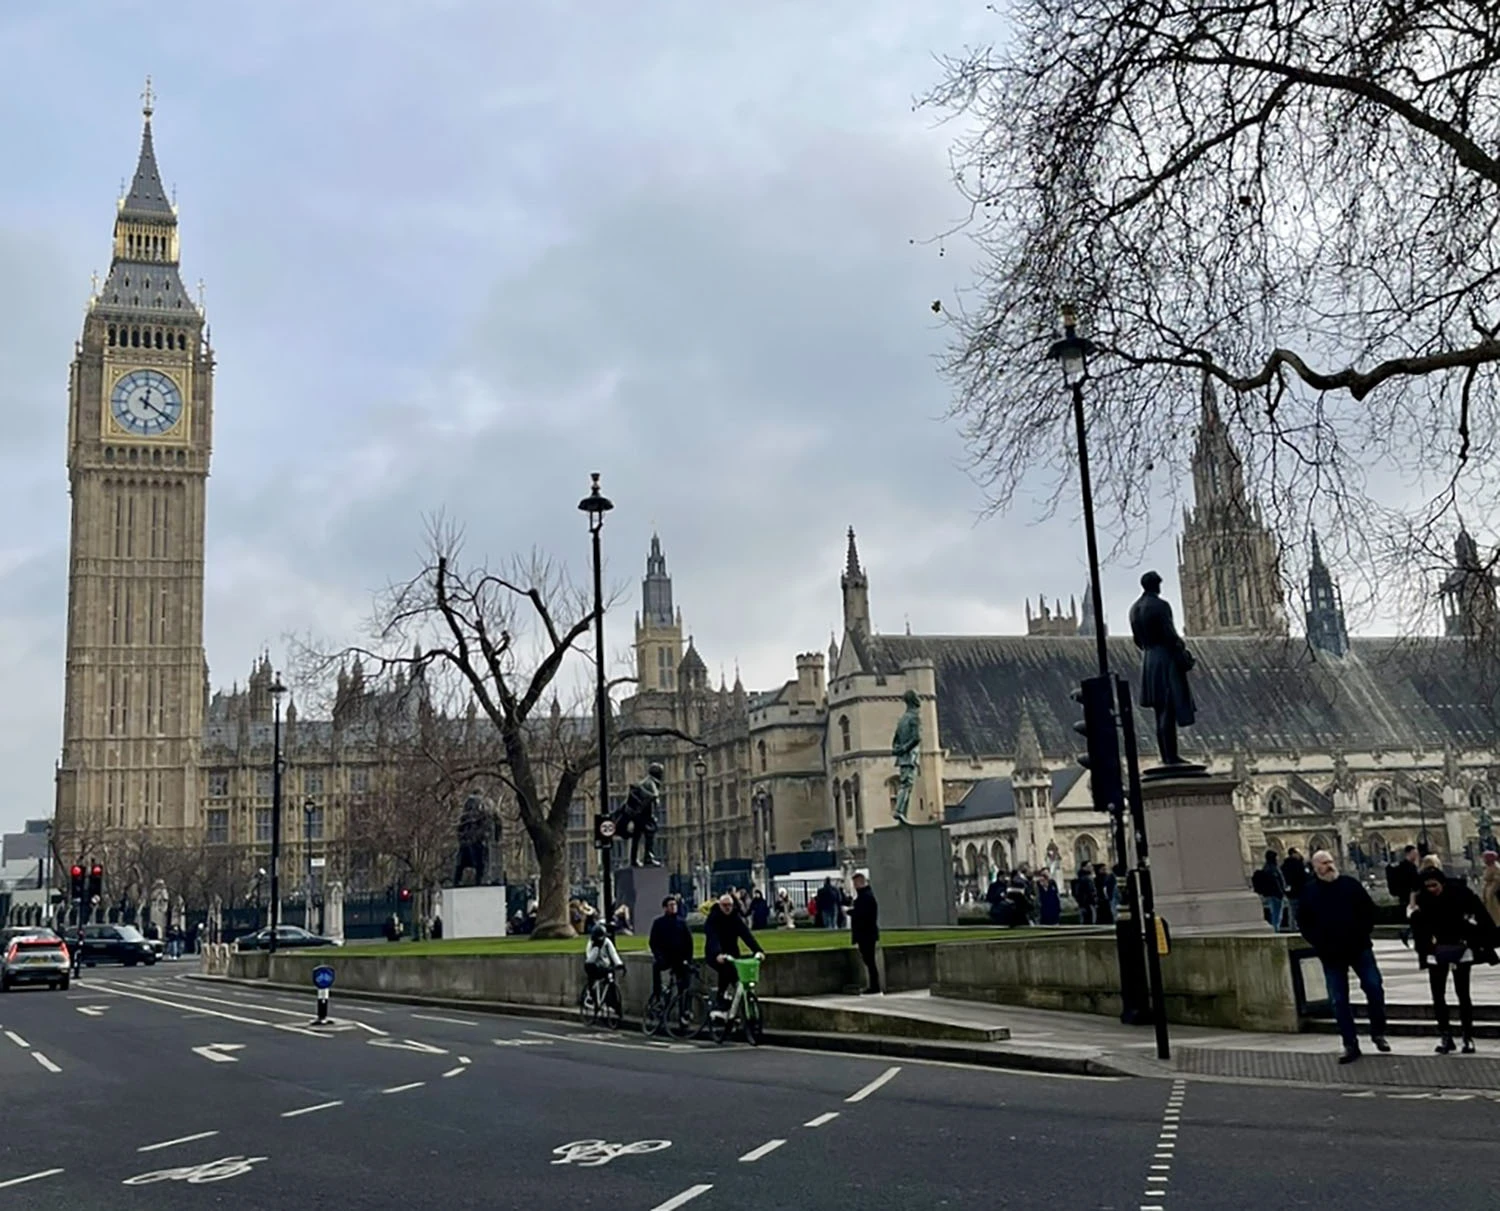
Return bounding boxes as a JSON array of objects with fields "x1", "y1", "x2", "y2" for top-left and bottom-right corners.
[{"x1": 50, "y1": 98, "x2": 1500, "y2": 914}]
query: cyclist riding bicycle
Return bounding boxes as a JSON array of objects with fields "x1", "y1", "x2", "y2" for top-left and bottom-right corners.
[
  {"x1": 648, "y1": 895, "x2": 693, "y2": 998},
  {"x1": 583, "y1": 921, "x2": 624, "y2": 988},
  {"x1": 703, "y1": 891, "x2": 763, "y2": 1017}
]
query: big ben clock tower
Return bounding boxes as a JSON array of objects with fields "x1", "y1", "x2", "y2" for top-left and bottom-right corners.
[{"x1": 55, "y1": 84, "x2": 213, "y2": 858}]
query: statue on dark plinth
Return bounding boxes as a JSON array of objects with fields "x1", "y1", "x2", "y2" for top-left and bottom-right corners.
[
  {"x1": 891, "y1": 689, "x2": 922, "y2": 823},
  {"x1": 613, "y1": 761, "x2": 664, "y2": 867},
  {"x1": 453, "y1": 793, "x2": 497, "y2": 886},
  {"x1": 1128, "y1": 570, "x2": 1200, "y2": 771}
]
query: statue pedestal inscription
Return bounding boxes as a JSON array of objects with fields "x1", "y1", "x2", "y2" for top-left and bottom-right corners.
[
  {"x1": 439, "y1": 885, "x2": 508, "y2": 939},
  {"x1": 868, "y1": 823, "x2": 956, "y2": 928},
  {"x1": 1139, "y1": 775, "x2": 1267, "y2": 934}
]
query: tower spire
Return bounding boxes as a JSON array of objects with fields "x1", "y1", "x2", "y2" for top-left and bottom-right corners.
[
  {"x1": 141, "y1": 75, "x2": 155, "y2": 121},
  {"x1": 840, "y1": 526, "x2": 870, "y2": 637}
]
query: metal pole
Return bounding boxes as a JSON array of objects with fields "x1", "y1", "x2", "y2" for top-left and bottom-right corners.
[
  {"x1": 1117, "y1": 677, "x2": 1172, "y2": 1061},
  {"x1": 591, "y1": 520, "x2": 613, "y2": 918},
  {"x1": 698, "y1": 771, "x2": 706, "y2": 900},
  {"x1": 1073, "y1": 381, "x2": 1110, "y2": 682},
  {"x1": 269, "y1": 696, "x2": 283, "y2": 954}
]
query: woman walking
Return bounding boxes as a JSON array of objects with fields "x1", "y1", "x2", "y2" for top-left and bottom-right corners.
[{"x1": 1412, "y1": 865, "x2": 1498, "y2": 1054}]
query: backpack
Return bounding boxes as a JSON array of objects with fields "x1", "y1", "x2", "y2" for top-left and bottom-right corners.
[{"x1": 1251, "y1": 868, "x2": 1276, "y2": 897}]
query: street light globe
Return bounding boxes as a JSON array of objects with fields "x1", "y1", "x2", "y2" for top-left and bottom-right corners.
[
  {"x1": 1046, "y1": 303, "x2": 1096, "y2": 385},
  {"x1": 694, "y1": 756, "x2": 707, "y2": 778},
  {"x1": 577, "y1": 472, "x2": 614, "y2": 520}
]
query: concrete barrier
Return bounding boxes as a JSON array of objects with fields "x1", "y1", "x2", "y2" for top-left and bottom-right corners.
[
  {"x1": 197, "y1": 943, "x2": 234, "y2": 976},
  {"x1": 931, "y1": 932, "x2": 1300, "y2": 1032}
]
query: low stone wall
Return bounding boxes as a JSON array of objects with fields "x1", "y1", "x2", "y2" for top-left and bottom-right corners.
[{"x1": 931, "y1": 933, "x2": 1300, "y2": 1032}]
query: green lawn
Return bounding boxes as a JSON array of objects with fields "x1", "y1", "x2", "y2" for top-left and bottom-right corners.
[{"x1": 338, "y1": 926, "x2": 1047, "y2": 958}]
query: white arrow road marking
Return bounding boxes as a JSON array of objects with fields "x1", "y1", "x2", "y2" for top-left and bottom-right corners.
[
  {"x1": 89, "y1": 983, "x2": 329, "y2": 1037},
  {"x1": 367, "y1": 1038, "x2": 447, "y2": 1055},
  {"x1": 352, "y1": 1020, "x2": 390, "y2": 1036},
  {"x1": 31, "y1": 1052, "x2": 60, "y2": 1074},
  {"x1": 139, "y1": 1131, "x2": 220, "y2": 1153},
  {"x1": 76, "y1": 1005, "x2": 111, "y2": 1017},
  {"x1": 191, "y1": 1043, "x2": 246, "y2": 1064}
]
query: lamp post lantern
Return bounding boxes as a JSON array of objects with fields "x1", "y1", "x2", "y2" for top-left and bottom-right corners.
[
  {"x1": 694, "y1": 755, "x2": 708, "y2": 904},
  {"x1": 268, "y1": 675, "x2": 287, "y2": 953},
  {"x1": 579, "y1": 472, "x2": 616, "y2": 918},
  {"x1": 1046, "y1": 304, "x2": 1170, "y2": 1061}
]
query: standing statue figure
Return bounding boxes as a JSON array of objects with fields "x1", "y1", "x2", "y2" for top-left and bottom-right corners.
[
  {"x1": 1128, "y1": 570, "x2": 1199, "y2": 769},
  {"x1": 891, "y1": 689, "x2": 922, "y2": 824},
  {"x1": 613, "y1": 762, "x2": 664, "y2": 867},
  {"x1": 453, "y1": 794, "x2": 496, "y2": 886}
]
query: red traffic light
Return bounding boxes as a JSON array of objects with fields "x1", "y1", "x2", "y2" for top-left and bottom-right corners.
[
  {"x1": 398, "y1": 887, "x2": 411, "y2": 901},
  {"x1": 90, "y1": 864, "x2": 102, "y2": 877},
  {"x1": 70, "y1": 865, "x2": 83, "y2": 878}
]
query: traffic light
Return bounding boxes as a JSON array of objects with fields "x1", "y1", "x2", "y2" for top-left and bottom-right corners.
[
  {"x1": 398, "y1": 887, "x2": 411, "y2": 902},
  {"x1": 87, "y1": 863, "x2": 103, "y2": 901},
  {"x1": 1072, "y1": 676, "x2": 1125, "y2": 820},
  {"x1": 69, "y1": 864, "x2": 84, "y2": 901}
]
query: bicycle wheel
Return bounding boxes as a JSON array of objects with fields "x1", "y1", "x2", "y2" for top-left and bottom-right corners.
[
  {"x1": 578, "y1": 984, "x2": 596, "y2": 1026},
  {"x1": 668, "y1": 986, "x2": 708, "y2": 1040},
  {"x1": 642, "y1": 991, "x2": 666, "y2": 1037},
  {"x1": 743, "y1": 990, "x2": 763, "y2": 1046},
  {"x1": 600, "y1": 980, "x2": 623, "y2": 1030}
]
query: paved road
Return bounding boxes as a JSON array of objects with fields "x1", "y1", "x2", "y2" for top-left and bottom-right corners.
[{"x1": 0, "y1": 967, "x2": 1495, "y2": 1209}]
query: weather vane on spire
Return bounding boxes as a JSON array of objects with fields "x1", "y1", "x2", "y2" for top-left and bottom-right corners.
[{"x1": 141, "y1": 75, "x2": 155, "y2": 120}]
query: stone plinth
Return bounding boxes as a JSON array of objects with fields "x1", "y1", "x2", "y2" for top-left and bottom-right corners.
[
  {"x1": 440, "y1": 885, "x2": 508, "y2": 939},
  {"x1": 613, "y1": 865, "x2": 671, "y2": 927},
  {"x1": 1140, "y1": 774, "x2": 1266, "y2": 934},
  {"x1": 868, "y1": 823, "x2": 956, "y2": 928}
]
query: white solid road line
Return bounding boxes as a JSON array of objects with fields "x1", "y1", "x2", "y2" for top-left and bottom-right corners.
[
  {"x1": 138, "y1": 1130, "x2": 220, "y2": 1153},
  {"x1": 845, "y1": 1066, "x2": 902, "y2": 1103},
  {"x1": 281, "y1": 1101, "x2": 343, "y2": 1118},
  {"x1": 649, "y1": 1184, "x2": 714, "y2": 1211},
  {"x1": 91, "y1": 983, "x2": 329, "y2": 1037},
  {"x1": 0, "y1": 1168, "x2": 65, "y2": 1190},
  {"x1": 5, "y1": 1030, "x2": 30, "y2": 1048},
  {"x1": 31, "y1": 1052, "x2": 61, "y2": 1074},
  {"x1": 804, "y1": 1112, "x2": 839, "y2": 1128},
  {"x1": 738, "y1": 1139, "x2": 787, "y2": 1163},
  {"x1": 411, "y1": 1013, "x2": 478, "y2": 1026},
  {"x1": 382, "y1": 1081, "x2": 426, "y2": 1094}
]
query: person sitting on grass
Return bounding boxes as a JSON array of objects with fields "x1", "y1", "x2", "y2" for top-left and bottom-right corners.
[
  {"x1": 583, "y1": 922, "x2": 624, "y2": 990},
  {"x1": 703, "y1": 891, "x2": 763, "y2": 1017}
]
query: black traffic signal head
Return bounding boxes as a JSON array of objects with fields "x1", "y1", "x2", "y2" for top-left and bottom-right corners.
[
  {"x1": 1072, "y1": 675, "x2": 1125, "y2": 819},
  {"x1": 69, "y1": 864, "x2": 84, "y2": 898},
  {"x1": 87, "y1": 863, "x2": 103, "y2": 900}
]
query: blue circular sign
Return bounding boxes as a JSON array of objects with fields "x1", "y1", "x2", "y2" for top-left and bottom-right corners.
[{"x1": 312, "y1": 965, "x2": 335, "y2": 990}]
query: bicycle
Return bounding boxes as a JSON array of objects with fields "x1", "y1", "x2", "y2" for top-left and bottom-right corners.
[
  {"x1": 579, "y1": 967, "x2": 623, "y2": 1030},
  {"x1": 666, "y1": 961, "x2": 710, "y2": 1041},
  {"x1": 708, "y1": 955, "x2": 763, "y2": 1046}
]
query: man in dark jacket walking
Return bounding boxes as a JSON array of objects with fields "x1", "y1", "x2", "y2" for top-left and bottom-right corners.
[
  {"x1": 648, "y1": 896, "x2": 693, "y2": 999},
  {"x1": 850, "y1": 873, "x2": 881, "y2": 994},
  {"x1": 1298, "y1": 850, "x2": 1390, "y2": 1063}
]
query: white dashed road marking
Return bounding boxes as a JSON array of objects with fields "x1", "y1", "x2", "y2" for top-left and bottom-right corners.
[
  {"x1": 738, "y1": 1139, "x2": 786, "y2": 1163},
  {"x1": 650, "y1": 1185, "x2": 713, "y2": 1211},
  {"x1": 0, "y1": 1168, "x2": 64, "y2": 1190},
  {"x1": 1142, "y1": 1079, "x2": 1186, "y2": 1209},
  {"x1": 411, "y1": 1013, "x2": 477, "y2": 1027},
  {"x1": 138, "y1": 1131, "x2": 220, "y2": 1153},
  {"x1": 845, "y1": 1066, "x2": 901, "y2": 1103},
  {"x1": 442, "y1": 1066, "x2": 466, "y2": 1078},
  {"x1": 382, "y1": 1081, "x2": 425, "y2": 1095},
  {"x1": 31, "y1": 1052, "x2": 61, "y2": 1073},
  {"x1": 281, "y1": 1101, "x2": 343, "y2": 1118},
  {"x1": 804, "y1": 1112, "x2": 839, "y2": 1128},
  {"x1": 5, "y1": 1030, "x2": 30, "y2": 1048}
]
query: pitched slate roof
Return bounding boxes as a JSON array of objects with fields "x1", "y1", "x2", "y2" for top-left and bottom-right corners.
[
  {"x1": 864, "y1": 634, "x2": 1500, "y2": 760},
  {"x1": 946, "y1": 767, "x2": 1088, "y2": 824}
]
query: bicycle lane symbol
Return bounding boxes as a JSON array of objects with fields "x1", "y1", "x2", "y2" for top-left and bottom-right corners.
[
  {"x1": 122, "y1": 1155, "x2": 269, "y2": 1186},
  {"x1": 551, "y1": 1140, "x2": 671, "y2": 1168}
]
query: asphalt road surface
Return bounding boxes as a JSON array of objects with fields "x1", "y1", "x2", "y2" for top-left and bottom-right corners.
[{"x1": 0, "y1": 966, "x2": 1495, "y2": 1209}]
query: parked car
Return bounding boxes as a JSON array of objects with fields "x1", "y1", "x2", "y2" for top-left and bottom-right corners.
[
  {"x1": 234, "y1": 925, "x2": 341, "y2": 952},
  {"x1": 1, "y1": 933, "x2": 70, "y2": 991},
  {"x1": 78, "y1": 923, "x2": 158, "y2": 967}
]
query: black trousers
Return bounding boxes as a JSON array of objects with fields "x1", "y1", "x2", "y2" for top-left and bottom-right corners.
[
  {"x1": 1429, "y1": 962, "x2": 1474, "y2": 1037},
  {"x1": 857, "y1": 937, "x2": 880, "y2": 992}
]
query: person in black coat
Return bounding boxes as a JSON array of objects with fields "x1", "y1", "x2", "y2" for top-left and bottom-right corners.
[
  {"x1": 648, "y1": 896, "x2": 694, "y2": 999},
  {"x1": 849, "y1": 873, "x2": 881, "y2": 994},
  {"x1": 704, "y1": 892, "x2": 763, "y2": 1010},
  {"x1": 1412, "y1": 867, "x2": 1498, "y2": 1054},
  {"x1": 1298, "y1": 849, "x2": 1390, "y2": 1063}
]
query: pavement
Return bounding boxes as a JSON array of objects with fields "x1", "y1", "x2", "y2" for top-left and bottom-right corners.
[{"x1": 2, "y1": 965, "x2": 1499, "y2": 1210}]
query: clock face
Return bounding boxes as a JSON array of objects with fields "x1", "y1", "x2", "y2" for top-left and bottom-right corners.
[{"x1": 111, "y1": 369, "x2": 183, "y2": 437}]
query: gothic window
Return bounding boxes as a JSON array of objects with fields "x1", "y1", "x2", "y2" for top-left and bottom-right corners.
[
  {"x1": 839, "y1": 715, "x2": 851, "y2": 752},
  {"x1": 568, "y1": 801, "x2": 585, "y2": 830},
  {"x1": 1074, "y1": 834, "x2": 1098, "y2": 867},
  {"x1": 254, "y1": 808, "x2": 272, "y2": 844},
  {"x1": 852, "y1": 774, "x2": 863, "y2": 835},
  {"x1": 1470, "y1": 785, "x2": 1487, "y2": 811},
  {"x1": 843, "y1": 779, "x2": 855, "y2": 818},
  {"x1": 303, "y1": 768, "x2": 324, "y2": 797},
  {"x1": 1372, "y1": 787, "x2": 1393, "y2": 815},
  {"x1": 206, "y1": 809, "x2": 229, "y2": 845},
  {"x1": 255, "y1": 769, "x2": 273, "y2": 797},
  {"x1": 713, "y1": 785, "x2": 723, "y2": 818},
  {"x1": 306, "y1": 806, "x2": 326, "y2": 841},
  {"x1": 350, "y1": 768, "x2": 370, "y2": 795},
  {"x1": 1266, "y1": 790, "x2": 1289, "y2": 817},
  {"x1": 1215, "y1": 567, "x2": 1230, "y2": 627},
  {"x1": 208, "y1": 770, "x2": 229, "y2": 798},
  {"x1": 757, "y1": 740, "x2": 767, "y2": 772}
]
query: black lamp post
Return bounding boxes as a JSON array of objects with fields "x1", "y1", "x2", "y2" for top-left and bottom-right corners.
[
  {"x1": 268, "y1": 674, "x2": 287, "y2": 954},
  {"x1": 694, "y1": 755, "x2": 708, "y2": 901},
  {"x1": 304, "y1": 796, "x2": 317, "y2": 933},
  {"x1": 1047, "y1": 304, "x2": 1170, "y2": 1061},
  {"x1": 579, "y1": 472, "x2": 615, "y2": 917}
]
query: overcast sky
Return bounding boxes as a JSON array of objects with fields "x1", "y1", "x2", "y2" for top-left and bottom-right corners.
[{"x1": 0, "y1": 1, "x2": 1283, "y2": 835}]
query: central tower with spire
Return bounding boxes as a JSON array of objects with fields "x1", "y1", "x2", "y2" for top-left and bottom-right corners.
[
  {"x1": 1176, "y1": 375, "x2": 1287, "y2": 637},
  {"x1": 634, "y1": 533, "x2": 684, "y2": 692},
  {"x1": 55, "y1": 83, "x2": 214, "y2": 855}
]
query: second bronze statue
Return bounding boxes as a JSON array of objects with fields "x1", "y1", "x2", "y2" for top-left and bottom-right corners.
[
  {"x1": 1128, "y1": 570, "x2": 1201, "y2": 772},
  {"x1": 611, "y1": 762, "x2": 664, "y2": 867}
]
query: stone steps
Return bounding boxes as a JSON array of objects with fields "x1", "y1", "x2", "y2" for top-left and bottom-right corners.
[{"x1": 758, "y1": 995, "x2": 1011, "y2": 1043}]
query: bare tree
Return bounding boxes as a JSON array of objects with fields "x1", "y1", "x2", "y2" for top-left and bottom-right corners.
[
  {"x1": 303, "y1": 522, "x2": 696, "y2": 939},
  {"x1": 923, "y1": 2, "x2": 1500, "y2": 616}
]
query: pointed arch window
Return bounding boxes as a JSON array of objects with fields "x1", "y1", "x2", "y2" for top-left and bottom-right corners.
[{"x1": 839, "y1": 715, "x2": 851, "y2": 752}]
